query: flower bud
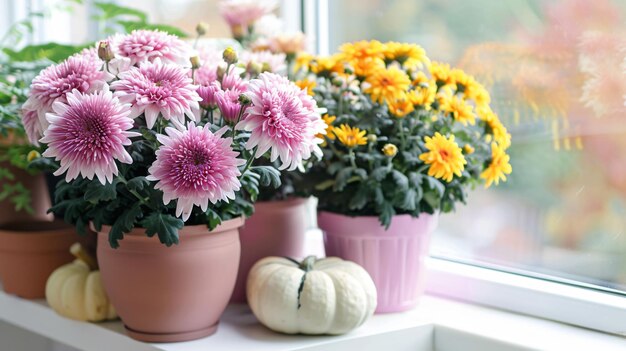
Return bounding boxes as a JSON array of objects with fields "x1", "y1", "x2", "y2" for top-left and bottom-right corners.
[
  {"x1": 247, "y1": 61, "x2": 263, "y2": 76},
  {"x1": 261, "y1": 62, "x2": 272, "y2": 73},
  {"x1": 223, "y1": 47, "x2": 238, "y2": 65},
  {"x1": 216, "y1": 65, "x2": 227, "y2": 81},
  {"x1": 190, "y1": 55, "x2": 201, "y2": 70},
  {"x1": 27, "y1": 150, "x2": 41, "y2": 162},
  {"x1": 97, "y1": 40, "x2": 114, "y2": 62},
  {"x1": 238, "y1": 93, "x2": 252, "y2": 105},
  {"x1": 367, "y1": 134, "x2": 378, "y2": 143},
  {"x1": 463, "y1": 144, "x2": 475, "y2": 155},
  {"x1": 196, "y1": 22, "x2": 209, "y2": 36},
  {"x1": 382, "y1": 143, "x2": 398, "y2": 157}
]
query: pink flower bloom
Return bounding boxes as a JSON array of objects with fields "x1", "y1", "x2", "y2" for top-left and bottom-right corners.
[
  {"x1": 240, "y1": 50, "x2": 287, "y2": 75},
  {"x1": 111, "y1": 59, "x2": 201, "y2": 129},
  {"x1": 218, "y1": 0, "x2": 277, "y2": 29},
  {"x1": 112, "y1": 30, "x2": 190, "y2": 66},
  {"x1": 147, "y1": 123, "x2": 245, "y2": 221},
  {"x1": 221, "y1": 70, "x2": 247, "y2": 91},
  {"x1": 215, "y1": 89, "x2": 245, "y2": 123},
  {"x1": 197, "y1": 81, "x2": 222, "y2": 108},
  {"x1": 195, "y1": 47, "x2": 224, "y2": 85},
  {"x1": 237, "y1": 72, "x2": 325, "y2": 170},
  {"x1": 23, "y1": 52, "x2": 109, "y2": 130},
  {"x1": 40, "y1": 87, "x2": 139, "y2": 184},
  {"x1": 21, "y1": 108, "x2": 43, "y2": 146}
]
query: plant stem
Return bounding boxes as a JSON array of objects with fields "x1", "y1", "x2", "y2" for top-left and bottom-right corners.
[
  {"x1": 240, "y1": 148, "x2": 258, "y2": 175},
  {"x1": 348, "y1": 148, "x2": 357, "y2": 169}
]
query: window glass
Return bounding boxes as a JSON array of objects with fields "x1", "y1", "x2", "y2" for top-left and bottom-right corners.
[{"x1": 329, "y1": 0, "x2": 626, "y2": 292}]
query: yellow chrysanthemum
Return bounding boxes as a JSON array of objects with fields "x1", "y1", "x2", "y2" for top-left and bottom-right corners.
[
  {"x1": 383, "y1": 42, "x2": 430, "y2": 70},
  {"x1": 479, "y1": 107, "x2": 512, "y2": 149},
  {"x1": 333, "y1": 124, "x2": 368, "y2": 148},
  {"x1": 481, "y1": 143, "x2": 512, "y2": 188},
  {"x1": 439, "y1": 95, "x2": 476, "y2": 125},
  {"x1": 428, "y1": 61, "x2": 455, "y2": 87},
  {"x1": 408, "y1": 83, "x2": 437, "y2": 109},
  {"x1": 364, "y1": 67, "x2": 411, "y2": 104},
  {"x1": 382, "y1": 143, "x2": 398, "y2": 157},
  {"x1": 294, "y1": 52, "x2": 314, "y2": 72},
  {"x1": 452, "y1": 69, "x2": 491, "y2": 106},
  {"x1": 295, "y1": 79, "x2": 316, "y2": 96},
  {"x1": 412, "y1": 71, "x2": 429, "y2": 86},
  {"x1": 317, "y1": 114, "x2": 336, "y2": 141},
  {"x1": 310, "y1": 54, "x2": 344, "y2": 75},
  {"x1": 350, "y1": 57, "x2": 386, "y2": 77},
  {"x1": 419, "y1": 132, "x2": 466, "y2": 182},
  {"x1": 388, "y1": 97, "x2": 414, "y2": 117},
  {"x1": 340, "y1": 40, "x2": 386, "y2": 62}
]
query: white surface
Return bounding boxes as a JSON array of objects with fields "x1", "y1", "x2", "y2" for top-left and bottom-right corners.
[
  {"x1": 2, "y1": 286, "x2": 625, "y2": 351},
  {"x1": 426, "y1": 258, "x2": 626, "y2": 336}
]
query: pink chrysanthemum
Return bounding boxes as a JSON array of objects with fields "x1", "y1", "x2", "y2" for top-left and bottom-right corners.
[
  {"x1": 215, "y1": 89, "x2": 245, "y2": 123},
  {"x1": 21, "y1": 108, "x2": 43, "y2": 146},
  {"x1": 197, "y1": 81, "x2": 222, "y2": 109},
  {"x1": 240, "y1": 50, "x2": 287, "y2": 74},
  {"x1": 112, "y1": 30, "x2": 190, "y2": 66},
  {"x1": 147, "y1": 123, "x2": 245, "y2": 221},
  {"x1": 218, "y1": 0, "x2": 277, "y2": 29},
  {"x1": 23, "y1": 51, "x2": 109, "y2": 129},
  {"x1": 237, "y1": 72, "x2": 325, "y2": 170},
  {"x1": 111, "y1": 59, "x2": 201, "y2": 129},
  {"x1": 40, "y1": 87, "x2": 139, "y2": 184}
]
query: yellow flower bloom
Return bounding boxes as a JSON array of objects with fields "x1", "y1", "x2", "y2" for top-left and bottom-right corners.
[
  {"x1": 317, "y1": 114, "x2": 336, "y2": 142},
  {"x1": 382, "y1": 143, "x2": 398, "y2": 157},
  {"x1": 478, "y1": 107, "x2": 511, "y2": 149},
  {"x1": 333, "y1": 124, "x2": 368, "y2": 148},
  {"x1": 364, "y1": 67, "x2": 411, "y2": 104},
  {"x1": 340, "y1": 40, "x2": 386, "y2": 77},
  {"x1": 383, "y1": 42, "x2": 430, "y2": 70},
  {"x1": 481, "y1": 143, "x2": 512, "y2": 188},
  {"x1": 428, "y1": 61, "x2": 455, "y2": 87},
  {"x1": 388, "y1": 97, "x2": 414, "y2": 117},
  {"x1": 412, "y1": 71, "x2": 430, "y2": 86},
  {"x1": 350, "y1": 57, "x2": 386, "y2": 77},
  {"x1": 439, "y1": 95, "x2": 476, "y2": 125},
  {"x1": 419, "y1": 132, "x2": 466, "y2": 182},
  {"x1": 408, "y1": 83, "x2": 437, "y2": 109},
  {"x1": 295, "y1": 52, "x2": 313, "y2": 72},
  {"x1": 295, "y1": 79, "x2": 316, "y2": 96},
  {"x1": 310, "y1": 54, "x2": 344, "y2": 75}
]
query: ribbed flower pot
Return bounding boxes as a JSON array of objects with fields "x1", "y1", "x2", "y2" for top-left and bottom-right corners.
[
  {"x1": 231, "y1": 198, "x2": 308, "y2": 303},
  {"x1": 96, "y1": 217, "x2": 243, "y2": 343},
  {"x1": 318, "y1": 211, "x2": 438, "y2": 313},
  {"x1": 0, "y1": 220, "x2": 75, "y2": 298}
]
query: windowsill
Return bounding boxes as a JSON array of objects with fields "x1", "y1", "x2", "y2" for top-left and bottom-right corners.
[{"x1": 1, "y1": 285, "x2": 624, "y2": 351}]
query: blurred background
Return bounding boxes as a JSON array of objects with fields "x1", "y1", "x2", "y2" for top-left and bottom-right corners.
[{"x1": 1, "y1": 0, "x2": 625, "y2": 293}]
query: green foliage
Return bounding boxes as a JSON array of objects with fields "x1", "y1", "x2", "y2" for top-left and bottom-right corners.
[
  {"x1": 141, "y1": 212, "x2": 183, "y2": 247},
  {"x1": 93, "y1": 2, "x2": 188, "y2": 38}
]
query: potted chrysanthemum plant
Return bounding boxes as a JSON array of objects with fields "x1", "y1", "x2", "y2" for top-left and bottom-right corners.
[
  {"x1": 209, "y1": 2, "x2": 314, "y2": 303},
  {"x1": 24, "y1": 29, "x2": 324, "y2": 342},
  {"x1": 297, "y1": 40, "x2": 512, "y2": 313}
]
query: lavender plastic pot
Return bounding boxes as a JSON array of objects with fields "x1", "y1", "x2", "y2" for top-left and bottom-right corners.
[
  {"x1": 96, "y1": 217, "x2": 243, "y2": 343},
  {"x1": 318, "y1": 211, "x2": 438, "y2": 313},
  {"x1": 231, "y1": 198, "x2": 308, "y2": 303}
]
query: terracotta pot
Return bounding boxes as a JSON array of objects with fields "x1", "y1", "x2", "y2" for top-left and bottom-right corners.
[
  {"x1": 0, "y1": 220, "x2": 76, "y2": 298},
  {"x1": 230, "y1": 198, "x2": 309, "y2": 303},
  {"x1": 0, "y1": 162, "x2": 53, "y2": 226},
  {"x1": 318, "y1": 211, "x2": 438, "y2": 313},
  {"x1": 96, "y1": 217, "x2": 244, "y2": 343}
]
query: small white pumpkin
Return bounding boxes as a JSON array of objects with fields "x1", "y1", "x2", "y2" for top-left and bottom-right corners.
[
  {"x1": 46, "y1": 243, "x2": 117, "y2": 322},
  {"x1": 247, "y1": 255, "x2": 377, "y2": 335}
]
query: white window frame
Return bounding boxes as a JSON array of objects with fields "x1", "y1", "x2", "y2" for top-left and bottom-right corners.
[{"x1": 297, "y1": 1, "x2": 626, "y2": 336}]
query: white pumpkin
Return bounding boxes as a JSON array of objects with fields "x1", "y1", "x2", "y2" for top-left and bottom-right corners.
[
  {"x1": 46, "y1": 243, "x2": 117, "y2": 322},
  {"x1": 247, "y1": 255, "x2": 377, "y2": 335}
]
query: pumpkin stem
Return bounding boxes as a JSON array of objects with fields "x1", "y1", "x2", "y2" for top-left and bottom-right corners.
[
  {"x1": 70, "y1": 243, "x2": 98, "y2": 270},
  {"x1": 299, "y1": 255, "x2": 317, "y2": 272}
]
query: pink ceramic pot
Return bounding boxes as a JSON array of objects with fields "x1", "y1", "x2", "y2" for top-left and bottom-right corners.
[
  {"x1": 231, "y1": 198, "x2": 308, "y2": 303},
  {"x1": 96, "y1": 218, "x2": 243, "y2": 343},
  {"x1": 318, "y1": 211, "x2": 438, "y2": 313}
]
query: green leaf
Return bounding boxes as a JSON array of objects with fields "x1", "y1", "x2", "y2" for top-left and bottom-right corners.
[
  {"x1": 126, "y1": 176, "x2": 149, "y2": 191},
  {"x1": 3, "y1": 43, "x2": 88, "y2": 62},
  {"x1": 314, "y1": 179, "x2": 335, "y2": 191},
  {"x1": 425, "y1": 176, "x2": 445, "y2": 197},
  {"x1": 94, "y1": 3, "x2": 147, "y2": 22},
  {"x1": 334, "y1": 168, "x2": 353, "y2": 191},
  {"x1": 84, "y1": 181, "x2": 117, "y2": 203},
  {"x1": 370, "y1": 167, "x2": 389, "y2": 181},
  {"x1": 109, "y1": 203, "x2": 142, "y2": 248},
  {"x1": 391, "y1": 170, "x2": 409, "y2": 190},
  {"x1": 140, "y1": 212, "x2": 183, "y2": 247},
  {"x1": 378, "y1": 202, "x2": 395, "y2": 229},
  {"x1": 251, "y1": 166, "x2": 282, "y2": 188},
  {"x1": 206, "y1": 208, "x2": 222, "y2": 230},
  {"x1": 398, "y1": 188, "x2": 417, "y2": 211},
  {"x1": 348, "y1": 185, "x2": 369, "y2": 210}
]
